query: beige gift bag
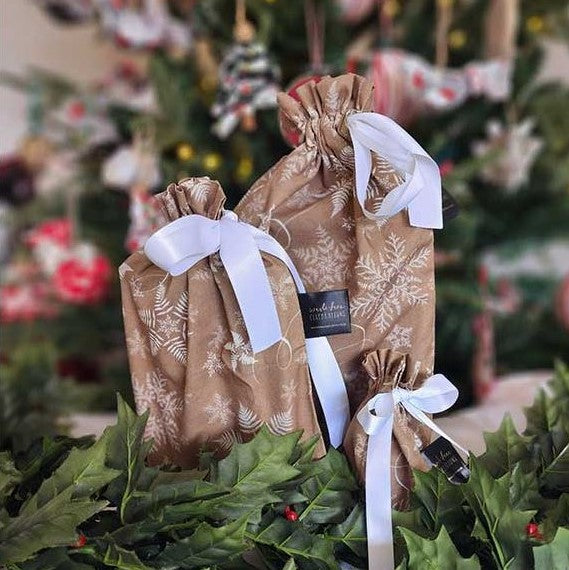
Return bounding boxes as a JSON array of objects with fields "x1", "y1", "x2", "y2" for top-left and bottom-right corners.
[
  {"x1": 342, "y1": 348, "x2": 431, "y2": 510},
  {"x1": 120, "y1": 177, "x2": 326, "y2": 467},
  {"x1": 236, "y1": 74, "x2": 441, "y2": 414}
]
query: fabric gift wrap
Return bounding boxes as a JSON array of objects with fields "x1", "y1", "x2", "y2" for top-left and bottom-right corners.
[
  {"x1": 120, "y1": 177, "x2": 337, "y2": 466},
  {"x1": 236, "y1": 74, "x2": 443, "y2": 414}
]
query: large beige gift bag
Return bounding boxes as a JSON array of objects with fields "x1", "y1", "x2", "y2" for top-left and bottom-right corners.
[{"x1": 236, "y1": 74, "x2": 443, "y2": 414}]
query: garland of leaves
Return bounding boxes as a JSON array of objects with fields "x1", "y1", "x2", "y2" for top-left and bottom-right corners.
[{"x1": 1, "y1": 363, "x2": 568, "y2": 569}]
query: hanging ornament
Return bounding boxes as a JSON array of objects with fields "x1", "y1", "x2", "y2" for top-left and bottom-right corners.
[
  {"x1": 33, "y1": 0, "x2": 95, "y2": 24},
  {"x1": 125, "y1": 187, "x2": 164, "y2": 252},
  {"x1": 484, "y1": 0, "x2": 519, "y2": 59},
  {"x1": 202, "y1": 152, "x2": 222, "y2": 171},
  {"x1": 176, "y1": 142, "x2": 195, "y2": 162},
  {"x1": 471, "y1": 119, "x2": 543, "y2": 192},
  {"x1": 0, "y1": 281, "x2": 58, "y2": 323},
  {"x1": 211, "y1": 0, "x2": 280, "y2": 139},
  {"x1": 335, "y1": 0, "x2": 376, "y2": 24},
  {"x1": 194, "y1": 37, "x2": 219, "y2": 93},
  {"x1": 235, "y1": 156, "x2": 254, "y2": 182},
  {"x1": 279, "y1": 0, "x2": 327, "y2": 147},
  {"x1": 25, "y1": 218, "x2": 73, "y2": 250},
  {"x1": 102, "y1": 142, "x2": 161, "y2": 190},
  {"x1": 555, "y1": 274, "x2": 569, "y2": 333},
  {"x1": 52, "y1": 244, "x2": 112, "y2": 304},
  {"x1": 94, "y1": 0, "x2": 191, "y2": 53}
]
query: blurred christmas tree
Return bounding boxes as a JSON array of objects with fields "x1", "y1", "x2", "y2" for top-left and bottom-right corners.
[{"x1": 1, "y1": 0, "x2": 568, "y2": 411}]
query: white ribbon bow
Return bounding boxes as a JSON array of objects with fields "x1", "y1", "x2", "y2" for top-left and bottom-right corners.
[
  {"x1": 346, "y1": 112, "x2": 443, "y2": 230},
  {"x1": 144, "y1": 210, "x2": 350, "y2": 447},
  {"x1": 357, "y1": 374, "x2": 466, "y2": 569}
]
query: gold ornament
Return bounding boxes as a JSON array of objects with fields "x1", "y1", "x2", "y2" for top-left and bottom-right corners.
[
  {"x1": 526, "y1": 15, "x2": 544, "y2": 34},
  {"x1": 449, "y1": 29, "x2": 467, "y2": 49},
  {"x1": 19, "y1": 135, "x2": 52, "y2": 172},
  {"x1": 176, "y1": 142, "x2": 195, "y2": 162},
  {"x1": 436, "y1": 0, "x2": 453, "y2": 8},
  {"x1": 236, "y1": 156, "x2": 253, "y2": 181},
  {"x1": 383, "y1": 0, "x2": 400, "y2": 18},
  {"x1": 203, "y1": 152, "x2": 222, "y2": 171}
]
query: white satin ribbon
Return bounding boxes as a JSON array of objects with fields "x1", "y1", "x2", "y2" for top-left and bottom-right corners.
[
  {"x1": 357, "y1": 374, "x2": 466, "y2": 569},
  {"x1": 346, "y1": 112, "x2": 443, "y2": 229},
  {"x1": 144, "y1": 210, "x2": 350, "y2": 447}
]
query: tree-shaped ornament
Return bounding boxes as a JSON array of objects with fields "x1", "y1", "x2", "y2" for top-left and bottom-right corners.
[{"x1": 211, "y1": 0, "x2": 280, "y2": 139}]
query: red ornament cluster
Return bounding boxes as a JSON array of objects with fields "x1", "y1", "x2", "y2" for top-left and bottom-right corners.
[
  {"x1": 25, "y1": 218, "x2": 72, "y2": 249},
  {"x1": 53, "y1": 254, "x2": 112, "y2": 305},
  {"x1": 283, "y1": 505, "x2": 299, "y2": 521}
]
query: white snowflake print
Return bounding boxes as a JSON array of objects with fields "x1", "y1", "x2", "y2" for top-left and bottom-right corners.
[
  {"x1": 237, "y1": 403, "x2": 263, "y2": 433},
  {"x1": 237, "y1": 404, "x2": 293, "y2": 436},
  {"x1": 284, "y1": 183, "x2": 328, "y2": 210},
  {"x1": 386, "y1": 325, "x2": 413, "y2": 351},
  {"x1": 204, "y1": 393, "x2": 234, "y2": 427},
  {"x1": 329, "y1": 175, "x2": 353, "y2": 217},
  {"x1": 270, "y1": 274, "x2": 295, "y2": 311},
  {"x1": 351, "y1": 233, "x2": 430, "y2": 333},
  {"x1": 292, "y1": 225, "x2": 355, "y2": 289},
  {"x1": 224, "y1": 331, "x2": 256, "y2": 372},
  {"x1": 126, "y1": 328, "x2": 148, "y2": 358},
  {"x1": 353, "y1": 433, "x2": 368, "y2": 464},
  {"x1": 202, "y1": 325, "x2": 227, "y2": 378},
  {"x1": 279, "y1": 147, "x2": 317, "y2": 182},
  {"x1": 137, "y1": 283, "x2": 192, "y2": 364},
  {"x1": 238, "y1": 190, "x2": 267, "y2": 225},
  {"x1": 280, "y1": 376, "x2": 297, "y2": 407},
  {"x1": 268, "y1": 410, "x2": 294, "y2": 435},
  {"x1": 133, "y1": 370, "x2": 184, "y2": 451}
]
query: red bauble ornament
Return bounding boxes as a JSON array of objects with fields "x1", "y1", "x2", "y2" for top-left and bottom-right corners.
[
  {"x1": 53, "y1": 254, "x2": 112, "y2": 305},
  {"x1": 25, "y1": 218, "x2": 72, "y2": 249},
  {"x1": 526, "y1": 522, "x2": 543, "y2": 540},
  {"x1": 283, "y1": 505, "x2": 299, "y2": 521},
  {"x1": 278, "y1": 74, "x2": 324, "y2": 147},
  {"x1": 438, "y1": 159, "x2": 455, "y2": 178}
]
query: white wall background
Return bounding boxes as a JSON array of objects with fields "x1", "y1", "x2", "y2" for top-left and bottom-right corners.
[{"x1": 1, "y1": 0, "x2": 568, "y2": 156}]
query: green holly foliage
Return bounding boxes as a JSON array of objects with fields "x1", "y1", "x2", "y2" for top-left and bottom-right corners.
[{"x1": 1, "y1": 364, "x2": 569, "y2": 569}]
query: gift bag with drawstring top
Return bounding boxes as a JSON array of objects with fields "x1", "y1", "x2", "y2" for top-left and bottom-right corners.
[{"x1": 120, "y1": 177, "x2": 350, "y2": 467}]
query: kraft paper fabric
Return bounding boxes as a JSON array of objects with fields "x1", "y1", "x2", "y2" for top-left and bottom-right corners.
[
  {"x1": 343, "y1": 349, "x2": 432, "y2": 509},
  {"x1": 120, "y1": 177, "x2": 324, "y2": 467},
  {"x1": 235, "y1": 74, "x2": 435, "y2": 414}
]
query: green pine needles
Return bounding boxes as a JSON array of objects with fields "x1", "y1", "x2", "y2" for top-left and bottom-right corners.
[{"x1": 1, "y1": 362, "x2": 568, "y2": 569}]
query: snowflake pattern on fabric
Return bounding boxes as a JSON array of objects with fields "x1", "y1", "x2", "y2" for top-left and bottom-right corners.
[
  {"x1": 126, "y1": 327, "x2": 148, "y2": 358},
  {"x1": 202, "y1": 325, "x2": 227, "y2": 378},
  {"x1": 351, "y1": 233, "x2": 430, "y2": 333},
  {"x1": 137, "y1": 282, "x2": 193, "y2": 364},
  {"x1": 224, "y1": 330, "x2": 256, "y2": 372},
  {"x1": 269, "y1": 273, "x2": 296, "y2": 311},
  {"x1": 133, "y1": 369, "x2": 184, "y2": 451},
  {"x1": 204, "y1": 393, "x2": 234, "y2": 427},
  {"x1": 292, "y1": 225, "x2": 355, "y2": 289},
  {"x1": 386, "y1": 325, "x2": 413, "y2": 350}
]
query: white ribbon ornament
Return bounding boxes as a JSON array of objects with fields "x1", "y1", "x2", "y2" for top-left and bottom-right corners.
[
  {"x1": 357, "y1": 374, "x2": 467, "y2": 569},
  {"x1": 144, "y1": 210, "x2": 350, "y2": 447},
  {"x1": 346, "y1": 112, "x2": 443, "y2": 230}
]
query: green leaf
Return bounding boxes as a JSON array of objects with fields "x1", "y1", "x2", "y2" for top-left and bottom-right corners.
[
  {"x1": 479, "y1": 415, "x2": 531, "y2": 478},
  {"x1": 461, "y1": 458, "x2": 535, "y2": 568},
  {"x1": 26, "y1": 428, "x2": 120, "y2": 509},
  {"x1": 16, "y1": 547, "x2": 93, "y2": 570},
  {"x1": 252, "y1": 517, "x2": 339, "y2": 569},
  {"x1": 297, "y1": 449, "x2": 358, "y2": 524},
  {"x1": 283, "y1": 559, "x2": 298, "y2": 570},
  {"x1": 327, "y1": 504, "x2": 367, "y2": 558},
  {"x1": 400, "y1": 526, "x2": 481, "y2": 569},
  {"x1": 0, "y1": 487, "x2": 107, "y2": 564},
  {"x1": 539, "y1": 429, "x2": 569, "y2": 493},
  {"x1": 540, "y1": 494, "x2": 569, "y2": 540},
  {"x1": 210, "y1": 427, "x2": 301, "y2": 494},
  {"x1": 102, "y1": 541, "x2": 154, "y2": 569},
  {"x1": 506, "y1": 464, "x2": 543, "y2": 511},
  {"x1": 532, "y1": 527, "x2": 569, "y2": 570},
  {"x1": 410, "y1": 468, "x2": 465, "y2": 535},
  {"x1": 0, "y1": 452, "x2": 21, "y2": 505},
  {"x1": 155, "y1": 516, "x2": 249, "y2": 568}
]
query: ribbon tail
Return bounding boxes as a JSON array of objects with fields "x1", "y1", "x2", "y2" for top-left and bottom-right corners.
[
  {"x1": 366, "y1": 416, "x2": 395, "y2": 569},
  {"x1": 220, "y1": 221, "x2": 282, "y2": 353}
]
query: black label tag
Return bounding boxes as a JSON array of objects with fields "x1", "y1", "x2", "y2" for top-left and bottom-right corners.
[
  {"x1": 298, "y1": 289, "x2": 351, "y2": 338},
  {"x1": 422, "y1": 437, "x2": 470, "y2": 485}
]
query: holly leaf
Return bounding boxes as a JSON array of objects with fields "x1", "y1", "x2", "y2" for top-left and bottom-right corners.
[
  {"x1": 549, "y1": 360, "x2": 569, "y2": 415},
  {"x1": 540, "y1": 494, "x2": 569, "y2": 540},
  {"x1": 410, "y1": 468, "x2": 465, "y2": 535},
  {"x1": 101, "y1": 540, "x2": 154, "y2": 569},
  {"x1": 327, "y1": 504, "x2": 367, "y2": 558},
  {"x1": 461, "y1": 457, "x2": 535, "y2": 568},
  {"x1": 297, "y1": 449, "x2": 358, "y2": 524},
  {"x1": 532, "y1": 527, "x2": 569, "y2": 569},
  {"x1": 0, "y1": 487, "x2": 107, "y2": 564},
  {"x1": 155, "y1": 516, "x2": 249, "y2": 568},
  {"x1": 506, "y1": 464, "x2": 543, "y2": 511},
  {"x1": 253, "y1": 516, "x2": 339, "y2": 569},
  {"x1": 538, "y1": 429, "x2": 569, "y2": 494},
  {"x1": 15, "y1": 547, "x2": 94, "y2": 570},
  {"x1": 0, "y1": 452, "x2": 21, "y2": 504},
  {"x1": 211, "y1": 427, "x2": 301, "y2": 494},
  {"x1": 283, "y1": 559, "x2": 298, "y2": 570},
  {"x1": 479, "y1": 415, "x2": 531, "y2": 477},
  {"x1": 400, "y1": 526, "x2": 481, "y2": 569}
]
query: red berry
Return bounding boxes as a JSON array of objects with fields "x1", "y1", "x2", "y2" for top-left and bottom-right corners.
[
  {"x1": 526, "y1": 523, "x2": 543, "y2": 540},
  {"x1": 284, "y1": 505, "x2": 299, "y2": 521},
  {"x1": 73, "y1": 533, "x2": 87, "y2": 548},
  {"x1": 68, "y1": 101, "x2": 86, "y2": 121}
]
